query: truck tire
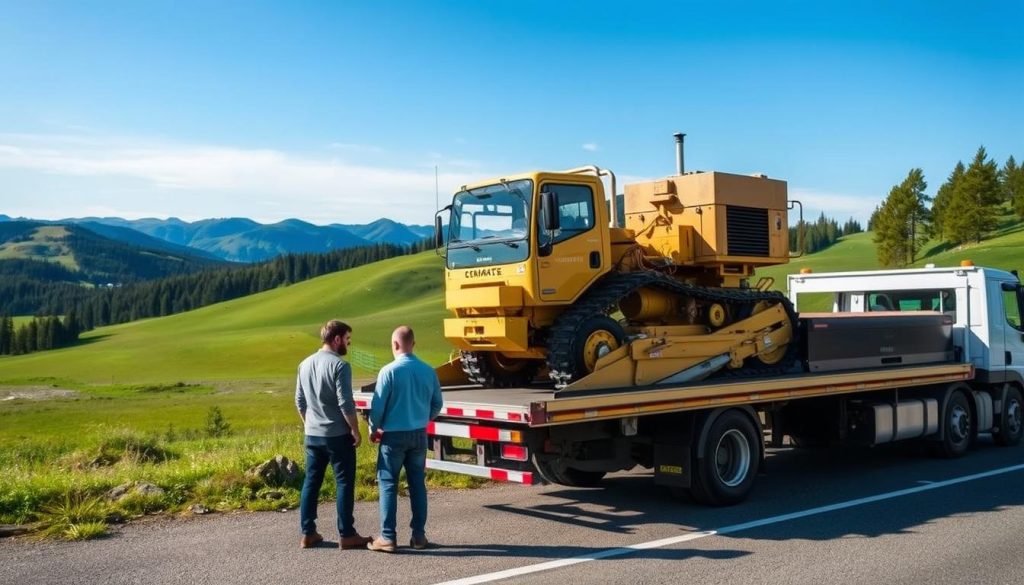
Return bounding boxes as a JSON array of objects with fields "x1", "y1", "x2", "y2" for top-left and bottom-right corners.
[
  {"x1": 932, "y1": 389, "x2": 973, "y2": 458},
  {"x1": 690, "y1": 410, "x2": 760, "y2": 506},
  {"x1": 994, "y1": 386, "x2": 1023, "y2": 447},
  {"x1": 531, "y1": 456, "x2": 606, "y2": 487}
]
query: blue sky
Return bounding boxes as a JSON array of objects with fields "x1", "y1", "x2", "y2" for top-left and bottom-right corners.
[{"x1": 1, "y1": 1, "x2": 1021, "y2": 226}]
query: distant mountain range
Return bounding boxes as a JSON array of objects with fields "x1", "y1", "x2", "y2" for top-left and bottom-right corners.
[
  {"x1": 0, "y1": 215, "x2": 433, "y2": 262},
  {"x1": 0, "y1": 220, "x2": 226, "y2": 290}
]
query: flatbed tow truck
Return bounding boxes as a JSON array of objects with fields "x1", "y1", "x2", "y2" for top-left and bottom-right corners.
[{"x1": 356, "y1": 263, "x2": 1023, "y2": 505}]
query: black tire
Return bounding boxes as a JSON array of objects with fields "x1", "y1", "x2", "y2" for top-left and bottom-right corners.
[
  {"x1": 690, "y1": 410, "x2": 760, "y2": 506},
  {"x1": 932, "y1": 389, "x2": 973, "y2": 458},
  {"x1": 568, "y1": 315, "x2": 625, "y2": 379},
  {"x1": 531, "y1": 456, "x2": 606, "y2": 487},
  {"x1": 994, "y1": 386, "x2": 1023, "y2": 447}
]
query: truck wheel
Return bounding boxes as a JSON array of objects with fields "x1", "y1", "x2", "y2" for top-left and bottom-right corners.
[
  {"x1": 531, "y1": 456, "x2": 606, "y2": 487},
  {"x1": 571, "y1": 315, "x2": 625, "y2": 379},
  {"x1": 932, "y1": 389, "x2": 973, "y2": 458},
  {"x1": 690, "y1": 410, "x2": 760, "y2": 506},
  {"x1": 994, "y1": 386, "x2": 1023, "y2": 447}
]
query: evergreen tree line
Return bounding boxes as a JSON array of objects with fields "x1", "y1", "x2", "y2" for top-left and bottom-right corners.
[
  {"x1": 21, "y1": 240, "x2": 432, "y2": 336},
  {"x1": 789, "y1": 214, "x2": 863, "y2": 254},
  {"x1": 0, "y1": 313, "x2": 82, "y2": 355},
  {"x1": 871, "y1": 147, "x2": 1023, "y2": 267}
]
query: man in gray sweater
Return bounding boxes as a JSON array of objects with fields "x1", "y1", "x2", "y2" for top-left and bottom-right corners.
[{"x1": 295, "y1": 319, "x2": 373, "y2": 549}]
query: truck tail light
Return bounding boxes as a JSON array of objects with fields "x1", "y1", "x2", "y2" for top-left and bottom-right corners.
[{"x1": 500, "y1": 444, "x2": 528, "y2": 462}]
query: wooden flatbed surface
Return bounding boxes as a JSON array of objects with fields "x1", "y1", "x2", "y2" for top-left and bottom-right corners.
[{"x1": 355, "y1": 362, "x2": 974, "y2": 427}]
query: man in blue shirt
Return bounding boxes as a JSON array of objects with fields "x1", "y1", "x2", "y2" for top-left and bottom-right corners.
[
  {"x1": 367, "y1": 326, "x2": 443, "y2": 552},
  {"x1": 295, "y1": 319, "x2": 373, "y2": 550}
]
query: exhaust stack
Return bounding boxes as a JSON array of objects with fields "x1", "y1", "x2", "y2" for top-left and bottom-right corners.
[{"x1": 674, "y1": 132, "x2": 686, "y2": 175}]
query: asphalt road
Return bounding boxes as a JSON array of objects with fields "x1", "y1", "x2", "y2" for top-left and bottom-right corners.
[{"x1": 2, "y1": 437, "x2": 1023, "y2": 585}]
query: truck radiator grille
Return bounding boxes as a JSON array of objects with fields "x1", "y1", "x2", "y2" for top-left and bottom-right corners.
[{"x1": 726, "y1": 205, "x2": 769, "y2": 257}]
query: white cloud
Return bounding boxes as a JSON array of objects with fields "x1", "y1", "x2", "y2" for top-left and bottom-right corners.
[
  {"x1": 0, "y1": 133, "x2": 485, "y2": 225},
  {"x1": 582, "y1": 143, "x2": 598, "y2": 152}
]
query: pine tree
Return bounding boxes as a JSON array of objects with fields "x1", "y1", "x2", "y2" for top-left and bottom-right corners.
[
  {"x1": 943, "y1": 147, "x2": 1002, "y2": 244},
  {"x1": 0, "y1": 315, "x2": 10, "y2": 354},
  {"x1": 1002, "y1": 155, "x2": 1024, "y2": 219},
  {"x1": 872, "y1": 169, "x2": 929, "y2": 267},
  {"x1": 930, "y1": 162, "x2": 965, "y2": 241}
]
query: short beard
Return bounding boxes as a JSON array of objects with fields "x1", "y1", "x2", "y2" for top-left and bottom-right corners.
[{"x1": 336, "y1": 344, "x2": 348, "y2": 356}]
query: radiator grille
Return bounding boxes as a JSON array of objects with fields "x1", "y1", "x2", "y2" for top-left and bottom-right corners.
[{"x1": 726, "y1": 205, "x2": 769, "y2": 257}]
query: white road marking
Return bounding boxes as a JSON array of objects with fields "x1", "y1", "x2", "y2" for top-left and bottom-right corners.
[{"x1": 433, "y1": 462, "x2": 1024, "y2": 585}]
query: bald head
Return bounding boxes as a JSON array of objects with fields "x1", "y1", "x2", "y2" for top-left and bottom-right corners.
[{"x1": 391, "y1": 325, "x2": 415, "y2": 356}]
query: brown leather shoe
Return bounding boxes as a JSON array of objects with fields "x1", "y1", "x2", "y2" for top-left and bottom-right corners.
[
  {"x1": 300, "y1": 532, "x2": 324, "y2": 548},
  {"x1": 410, "y1": 535, "x2": 428, "y2": 550},
  {"x1": 340, "y1": 533, "x2": 373, "y2": 550},
  {"x1": 367, "y1": 537, "x2": 397, "y2": 553}
]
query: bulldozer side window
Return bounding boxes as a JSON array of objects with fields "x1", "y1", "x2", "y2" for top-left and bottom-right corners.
[{"x1": 539, "y1": 183, "x2": 595, "y2": 245}]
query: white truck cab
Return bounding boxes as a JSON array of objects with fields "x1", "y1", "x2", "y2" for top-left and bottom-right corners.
[{"x1": 787, "y1": 263, "x2": 1024, "y2": 388}]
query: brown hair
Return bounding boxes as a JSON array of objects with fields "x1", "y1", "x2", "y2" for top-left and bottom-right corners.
[{"x1": 321, "y1": 320, "x2": 352, "y2": 344}]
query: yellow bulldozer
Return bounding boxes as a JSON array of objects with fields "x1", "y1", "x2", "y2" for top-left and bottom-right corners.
[{"x1": 433, "y1": 134, "x2": 799, "y2": 393}]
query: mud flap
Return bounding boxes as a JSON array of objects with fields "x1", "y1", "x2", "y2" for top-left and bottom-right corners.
[{"x1": 653, "y1": 438, "x2": 693, "y2": 488}]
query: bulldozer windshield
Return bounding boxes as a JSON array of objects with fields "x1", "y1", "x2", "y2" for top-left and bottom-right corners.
[{"x1": 447, "y1": 179, "x2": 532, "y2": 269}]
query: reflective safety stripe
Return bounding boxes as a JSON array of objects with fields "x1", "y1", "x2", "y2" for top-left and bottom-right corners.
[
  {"x1": 425, "y1": 459, "x2": 533, "y2": 484},
  {"x1": 427, "y1": 421, "x2": 522, "y2": 443}
]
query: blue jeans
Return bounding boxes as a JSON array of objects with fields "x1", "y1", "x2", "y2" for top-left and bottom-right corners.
[
  {"x1": 376, "y1": 429, "x2": 428, "y2": 542},
  {"x1": 300, "y1": 434, "x2": 357, "y2": 537}
]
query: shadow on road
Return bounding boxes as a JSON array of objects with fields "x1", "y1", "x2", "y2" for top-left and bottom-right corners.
[{"x1": 481, "y1": 438, "x2": 1024, "y2": 545}]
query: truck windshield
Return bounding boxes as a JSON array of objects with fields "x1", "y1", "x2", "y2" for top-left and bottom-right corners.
[{"x1": 447, "y1": 179, "x2": 532, "y2": 269}]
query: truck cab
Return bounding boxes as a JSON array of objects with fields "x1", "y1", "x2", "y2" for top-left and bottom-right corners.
[{"x1": 787, "y1": 263, "x2": 1024, "y2": 387}]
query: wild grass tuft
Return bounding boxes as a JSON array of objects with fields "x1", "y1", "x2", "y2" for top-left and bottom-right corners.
[{"x1": 36, "y1": 492, "x2": 109, "y2": 540}]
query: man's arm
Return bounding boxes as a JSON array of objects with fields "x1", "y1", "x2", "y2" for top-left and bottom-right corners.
[
  {"x1": 336, "y1": 361, "x2": 362, "y2": 447},
  {"x1": 295, "y1": 370, "x2": 306, "y2": 423},
  {"x1": 368, "y1": 368, "x2": 390, "y2": 434},
  {"x1": 429, "y1": 370, "x2": 443, "y2": 421}
]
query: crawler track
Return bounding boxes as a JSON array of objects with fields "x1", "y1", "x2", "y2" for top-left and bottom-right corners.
[{"x1": 545, "y1": 271, "x2": 800, "y2": 388}]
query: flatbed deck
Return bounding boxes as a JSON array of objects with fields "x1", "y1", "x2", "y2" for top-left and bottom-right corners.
[{"x1": 356, "y1": 362, "x2": 974, "y2": 427}]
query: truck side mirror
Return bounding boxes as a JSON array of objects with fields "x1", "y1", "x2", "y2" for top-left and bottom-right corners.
[
  {"x1": 541, "y1": 191, "x2": 560, "y2": 231},
  {"x1": 434, "y1": 215, "x2": 444, "y2": 249}
]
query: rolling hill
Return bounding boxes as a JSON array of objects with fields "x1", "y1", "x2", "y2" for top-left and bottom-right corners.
[
  {"x1": 3, "y1": 215, "x2": 1023, "y2": 386},
  {"x1": 0, "y1": 221, "x2": 226, "y2": 284}
]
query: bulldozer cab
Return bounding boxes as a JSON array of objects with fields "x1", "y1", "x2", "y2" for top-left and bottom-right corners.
[{"x1": 442, "y1": 171, "x2": 612, "y2": 305}]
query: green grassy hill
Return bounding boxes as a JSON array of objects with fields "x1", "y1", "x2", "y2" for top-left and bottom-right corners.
[
  {"x1": 0, "y1": 252, "x2": 448, "y2": 385},
  {"x1": 3, "y1": 216, "x2": 1022, "y2": 387}
]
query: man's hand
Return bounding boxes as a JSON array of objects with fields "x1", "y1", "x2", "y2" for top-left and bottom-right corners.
[
  {"x1": 370, "y1": 428, "x2": 383, "y2": 444},
  {"x1": 351, "y1": 428, "x2": 363, "y2": 448}
]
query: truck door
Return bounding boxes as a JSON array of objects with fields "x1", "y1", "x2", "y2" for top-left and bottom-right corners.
[
  {"x1": 536, "y1": 182, "x2": 607, "y2": 302},
  {"x1": 1000, "y1": 281, "x2": 1024, "y2": 382}
]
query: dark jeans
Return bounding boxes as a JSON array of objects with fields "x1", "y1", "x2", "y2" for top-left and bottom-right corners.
[
  {"x1": 300, "y1": 434, "x2": 356, "y2": 536},
  {"x1": 376, "y1": 429, "x2": 428, "y2": 542}
]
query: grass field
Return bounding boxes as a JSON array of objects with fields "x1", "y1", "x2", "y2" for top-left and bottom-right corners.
[{"x1": 0, "y1": 251, "x2": 450, "y2": 384}]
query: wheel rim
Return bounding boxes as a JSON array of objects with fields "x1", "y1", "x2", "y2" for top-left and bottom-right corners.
[
  {"x1": 1006, "y1": 399, "x2": 1022, "y2": 436},
  {"x1": 707, "y1": 303, "x2": 728, "y2": 328},
  {"x1": 714, "y1": 429, "x2": 751, "y2": 487},
  {"x1": 582, "y1": 330, "x2": 619, "y2": 372},
  {"x1": 749, "y1": 300, "x2": 788, "y2": 365},
  {"x1": 949, "y1": 404, "x2": 970, "y2": 443}
]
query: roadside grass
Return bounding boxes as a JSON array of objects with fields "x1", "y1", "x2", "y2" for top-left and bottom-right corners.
[{"x1": 0, "y1": 381, "x2": 483, "y2": 539}]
